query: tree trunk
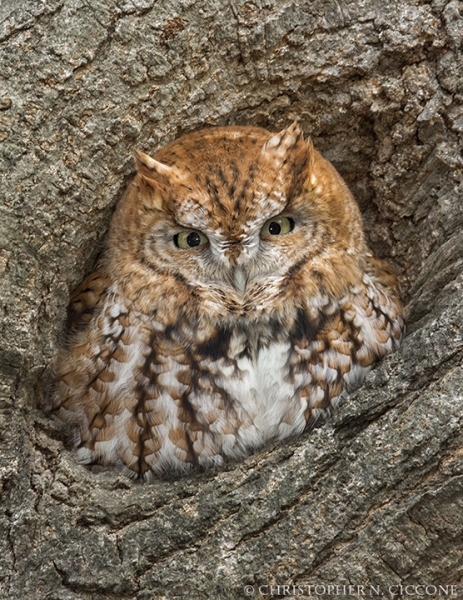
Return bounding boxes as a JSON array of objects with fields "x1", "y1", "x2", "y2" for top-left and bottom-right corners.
[{"x1": 1, "y1": 0, "x2": 462, "y2": 598}]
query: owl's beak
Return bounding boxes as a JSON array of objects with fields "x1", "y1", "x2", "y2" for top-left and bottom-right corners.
[{"x1": 232, "y1": 267, "x2": 248, "y2": 294}]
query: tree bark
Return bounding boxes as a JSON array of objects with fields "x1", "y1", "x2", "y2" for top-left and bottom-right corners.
[{"x1": 1, "y1": 0, "x2": 462, "y2": 598}]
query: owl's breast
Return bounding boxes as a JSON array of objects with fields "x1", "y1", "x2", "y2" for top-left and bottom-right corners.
[{"x1": 182, "y1": 324, "x2": 309, "y2": 455}]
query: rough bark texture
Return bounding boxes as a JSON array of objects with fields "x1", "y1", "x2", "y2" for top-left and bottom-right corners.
[{"x1": 1, "y1": 0, "x2": 463, "y2": 598}]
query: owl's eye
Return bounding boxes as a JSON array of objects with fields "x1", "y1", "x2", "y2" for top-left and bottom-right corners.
[
  {"x1": 261, "y1": 217, "x2": 295, "y2": 237},
  {"x1": 173, "y1": 230, "x2": 209, "y2": 249}
]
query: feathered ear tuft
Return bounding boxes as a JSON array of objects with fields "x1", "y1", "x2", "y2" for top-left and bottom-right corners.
[
  {"x1": 135, "y1": 150, "x2": 174, "y2": 179},
  {"x1": 134, "y1": 151, "x2": 172, "y2": 211},
  {"x1": 264, "y1": 121, "x2": 303, "y2": 153},
  {"x1": 261, "y1": 121, "x2": 314, "y2": 174}
]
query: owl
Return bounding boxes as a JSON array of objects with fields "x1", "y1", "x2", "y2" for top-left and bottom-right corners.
[{"x1": 53, "y1": 123, "x2": 405, "y2": 480}]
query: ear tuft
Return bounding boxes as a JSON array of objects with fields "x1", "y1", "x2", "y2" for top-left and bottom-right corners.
[
  {"x1": 135, "y1": 151, "x2": 173, "y2": 178},
  {"x1": 264, "y1": 121, "x2": 303, "y2": 154},
  {"x1": 261, "y1": 122, "x2": 313, "y2": 172}
]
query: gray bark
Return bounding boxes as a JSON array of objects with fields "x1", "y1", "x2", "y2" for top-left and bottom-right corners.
[{"x1": 1, "y1": 0, "x2": 462, "y2": 598}]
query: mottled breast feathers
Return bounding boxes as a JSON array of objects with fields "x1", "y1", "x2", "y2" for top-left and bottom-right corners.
[{"x1": 54, "y1": 122, "x2": 405, "y2": 480}]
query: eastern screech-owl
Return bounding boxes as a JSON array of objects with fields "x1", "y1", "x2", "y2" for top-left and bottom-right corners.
[{"x1": 54, "y1": 123, "x2": 405, "y2": 479}]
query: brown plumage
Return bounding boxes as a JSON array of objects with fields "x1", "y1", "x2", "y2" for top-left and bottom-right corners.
[{"x1": 53, "y1": 123, "x2": 405, "y2": 479}]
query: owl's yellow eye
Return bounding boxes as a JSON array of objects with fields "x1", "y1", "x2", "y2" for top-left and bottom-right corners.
[
  {"x1": 261, "y1": 217, "x2": 295, "y2": 237},
  {"x1": 173, "y1": 230, "x2": 208, "y2": 249}
]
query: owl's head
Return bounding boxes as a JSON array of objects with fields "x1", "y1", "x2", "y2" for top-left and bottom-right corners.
[{"x1": 108, "y1": 123, "x2": 367, "y2": 321}]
